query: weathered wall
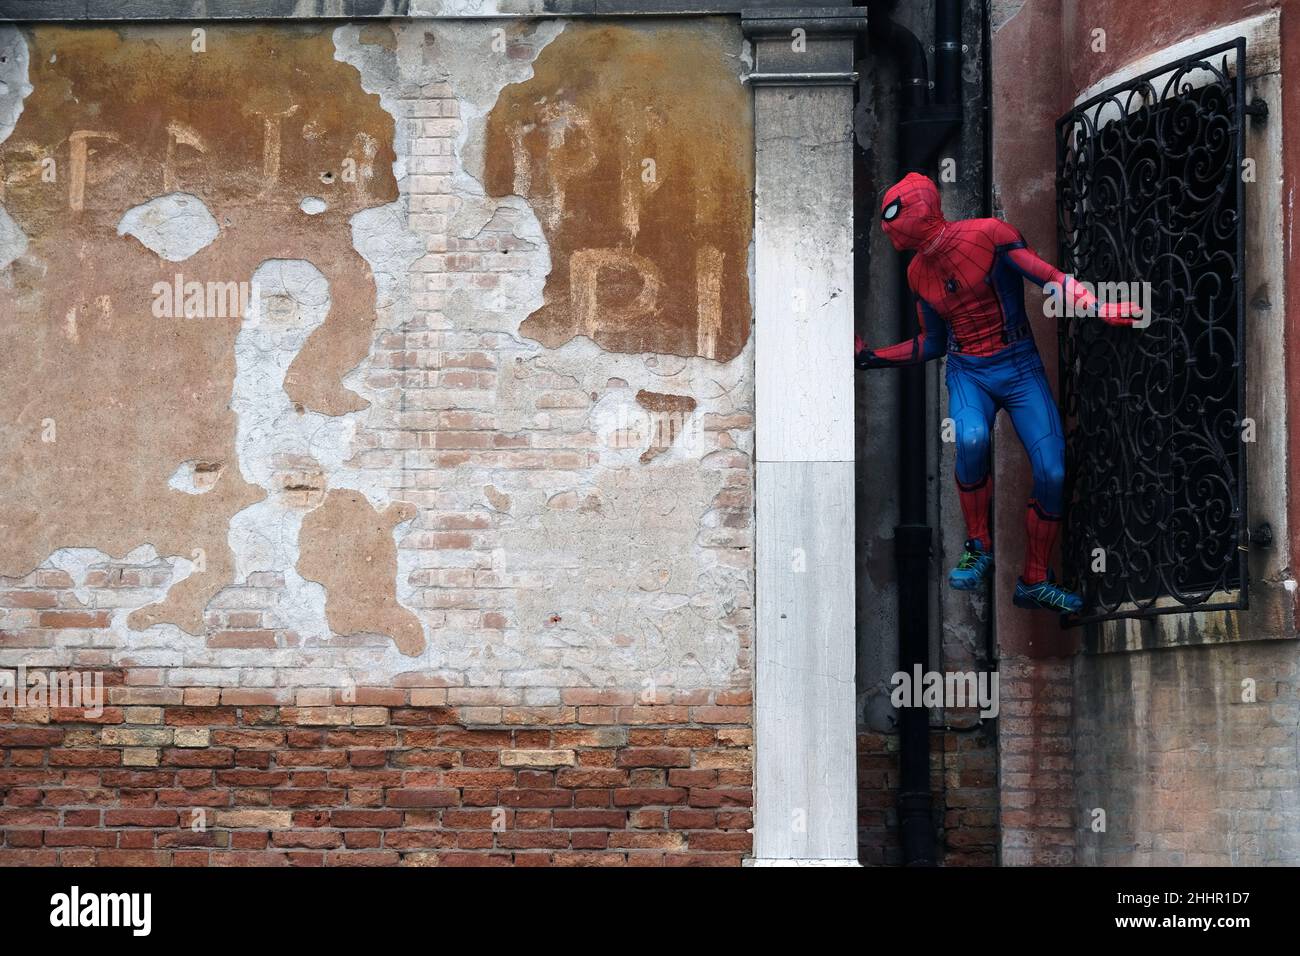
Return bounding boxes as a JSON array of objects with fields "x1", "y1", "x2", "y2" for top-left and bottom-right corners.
[
  {"x1": 993, "y1": 0, "x2": 1300, "y2": 865},
  {"x1": 1065, "y1": 0, "x2": 1300, "y2": 866},
  {"x1": 0, "y1": 18, "x2": 752, "y2": 691},
  {"x1": 1074, "y1": 640, "x2": 1300, "y2": 865},
  {"x1": 482, "y1": 24, "x2": 752, "y2": 361},
  {"x1": 0, "y1": 17, "x2": 756, "y2": 865}
]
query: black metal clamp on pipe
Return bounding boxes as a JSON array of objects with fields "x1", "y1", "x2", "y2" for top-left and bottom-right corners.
[{"x1": 866, "y1": 0, "x2": 963, "y2": 867}]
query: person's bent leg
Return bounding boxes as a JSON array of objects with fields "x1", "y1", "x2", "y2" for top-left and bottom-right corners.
[
  {"x1": 1002, "y1": 352, "x2": 1080, "y2": 612},
  {"x1": 947, "y1": 362, "x2": 996, "y2": 589},
  {"x1": 958, "y1": 476, "x2": 993, "y2": 546},
  {"x1": 1022, "y1": 438, "x2": 1065, "y2": 584},
  {"x1": 950, "y1": 364, "x2": 996, "y2": 543}
]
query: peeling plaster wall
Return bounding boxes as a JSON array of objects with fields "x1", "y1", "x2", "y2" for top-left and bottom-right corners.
[{"x1": 0, "y1": 19, "x2": 754, "y2": 706}]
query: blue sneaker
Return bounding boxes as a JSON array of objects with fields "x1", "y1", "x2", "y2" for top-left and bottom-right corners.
[
  {"x1": 948, "y1": 538, "x2": 993, "y2": 591},
  {"x1": 1013, "y1": 572, "x2": 1083, "y2": 614}
]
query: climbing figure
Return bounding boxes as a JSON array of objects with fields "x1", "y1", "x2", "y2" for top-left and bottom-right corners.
[{"x1": 855, "y1": 173, "x2": 1140, "y2": 614}]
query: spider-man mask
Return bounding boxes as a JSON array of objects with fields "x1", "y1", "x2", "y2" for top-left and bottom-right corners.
[{"x1": 880, "y1": 173, "x2": 946, "y2": 252}]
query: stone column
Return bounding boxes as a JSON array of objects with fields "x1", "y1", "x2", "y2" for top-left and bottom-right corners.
[{"x1": 744, "y1": 6, "x2": 866, "y2": 866}]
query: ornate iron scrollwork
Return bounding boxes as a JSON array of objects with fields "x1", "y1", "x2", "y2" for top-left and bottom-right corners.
[{"x1": 1055, "y1": 39, "x2": 1248, "y2": 625}]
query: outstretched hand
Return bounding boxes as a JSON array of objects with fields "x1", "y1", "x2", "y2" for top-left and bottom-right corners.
[
  {"x1": 1070, "y1": 280, "x2": 1143, "y2": 327},
  {"x1": 1097, "y1": 301, "x2": 1142, "y2": 327}
]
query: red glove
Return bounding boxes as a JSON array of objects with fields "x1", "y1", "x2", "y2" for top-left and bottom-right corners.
[
  {"x1": 1069, "y1": 281, "x2": 1141, "y2": 327},
  {"x1": 1096, "y1": 300, "x2": 1142, "y2": 326},
  {"x1": 855, "y1": 333, "x2": 866, "y2": 354}
]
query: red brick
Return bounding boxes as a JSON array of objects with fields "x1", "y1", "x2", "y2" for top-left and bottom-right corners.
[
  {"x1": 43, "y1": 829, "x2": 117, "y2": 847},
  {"x1": 49, "y1": 749, "x2": 120, "y2": 767},
  {"x1": 689, "y1": 706, "x2": 750, "y2": 723},
  {"x1": 330, "y1": 810, "x2": 402, "y2": 828},
  {"x1": 433, "y1": 852, "x2": 512, "y2": 867},
  {"x1": 270, "y1": 830, "x2": 344, "y2": 849},
  {"x1": 95, "y1": 850, "x2": 171, "y2": 866},
  {"x1": 687, "y1": 788, "x2": 751, "y2": 808},
  {"x1": 0, "y1": 590, "x2": 58, "y2": 608},
  {"x1": 0, "y1": 809, "x2": 59, "y2": 826},
  {"x1": 51, "y1": 707, "x2": 124, "y2": 724},
  {"x1": 166, "y1": 707, "x2": 238, "y2": 726},
  {"x1": 498, "y1": 830, "x2": 569, "y2": 849},
  {"x1": 324, "y1": 851, "x2": 401, "y2": 866},
  {"x1": 385, "y1": 789, "x2": 460, "y2": 808},
  {"x1": 270, "y1": 789, "x2": 347, "y2": 807},
  {"x1": 6, "y1": 829, "x2": 44, "y2": 847},
  {"x1": 552, "y1": 809, "x2": 627, "y2": 828},
  {"x1": 497, "y1": 789, "x2": 573, "y2": 808},
  {"x1": 615, "y1": 748, "x2": 690, "y2": 768},
  {"x1": 162, "y1": 748, "x2": 235, "y2": 767},
  {"x1": 38, "y1": 610, "x2": 112, "y2": 628},
  {"x1": 687, "y1": 831, "x2": 752, "y2": 851},
  {"x1": 0, "y1": 727, "x2": 64, "y2": 746},
  {"x1": 207, "y1": 630, "x2": 278, "y2": 649},
  {"x1": 613, "y1": 788, "x2": 688, "y2": 807},
  {"x1": 210, "y1": 729, "x2": 286, "y2": 749},
  {"x1": 384, "y1": 830, "x2": 458, "y2": 850}
]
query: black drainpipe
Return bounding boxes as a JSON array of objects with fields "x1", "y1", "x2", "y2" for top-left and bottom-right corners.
[{"x1": 868, "y1": 0, "x2": 963, "y2": 867}]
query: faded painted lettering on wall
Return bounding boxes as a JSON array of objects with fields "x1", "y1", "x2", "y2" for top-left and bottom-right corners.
[{"x1": 0, "y1": 20, "x2": 755, "y2": 700}]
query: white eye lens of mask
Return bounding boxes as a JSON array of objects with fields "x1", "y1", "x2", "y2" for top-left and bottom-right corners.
[{"x1": 882, "y1": 199, "x2": 901, "y2": 222}]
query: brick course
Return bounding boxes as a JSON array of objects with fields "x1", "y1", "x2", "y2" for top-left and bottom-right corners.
[{"x1": 0, "y1": 674, "x2": 752, "y2": 866}]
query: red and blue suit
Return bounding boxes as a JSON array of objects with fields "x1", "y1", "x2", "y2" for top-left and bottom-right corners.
[{"x1": 855, "y1": 173, "x2": 1138, "y2": 612}]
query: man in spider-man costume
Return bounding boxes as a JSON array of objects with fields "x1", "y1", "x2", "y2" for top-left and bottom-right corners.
[{"x1": 855, "y1": 173, "x2": 1140, "y2": 613}]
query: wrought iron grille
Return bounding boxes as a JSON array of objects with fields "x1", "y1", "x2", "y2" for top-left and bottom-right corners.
[{"x1": 1054, "y1": 39, "x2": 1248, "y2": 625}]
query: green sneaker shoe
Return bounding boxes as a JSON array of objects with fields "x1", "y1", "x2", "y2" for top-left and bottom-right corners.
[
  {"x1": 1013, "y1": 571, "x2": 1083, "y2": 614},
  {"x1": 948, "y1": 538, "x2": 993, "y2": 591}
]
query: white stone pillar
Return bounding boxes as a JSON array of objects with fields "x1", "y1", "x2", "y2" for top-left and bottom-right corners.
[{"x1": 744, "y1": 7, "x2": 866, "y2": 866}]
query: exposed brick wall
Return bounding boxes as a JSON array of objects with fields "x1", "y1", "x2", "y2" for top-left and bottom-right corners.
[
  {"x1": 856, "y1": 724, "x2": 998, "y2": 866},
  {"x1": 0, "y1": 675, "x2": 752, "y2": 866},
  {"x1": 1075, "y1": 641, "x2": 1300, "y2": 866},
  {"x1": 998, "y1": 657, "x2": 1075, "y2": 866},
  {"x1": 854, "y1": 730, "x2": 899, "y2": 865},
  {"x1": 939, "y1": 726, "x2": 999, "y2": 864}
]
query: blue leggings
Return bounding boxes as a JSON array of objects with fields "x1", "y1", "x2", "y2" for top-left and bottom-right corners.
[{"x1": 946, "y1": 339, "x2": 1065, "y2": 516}]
